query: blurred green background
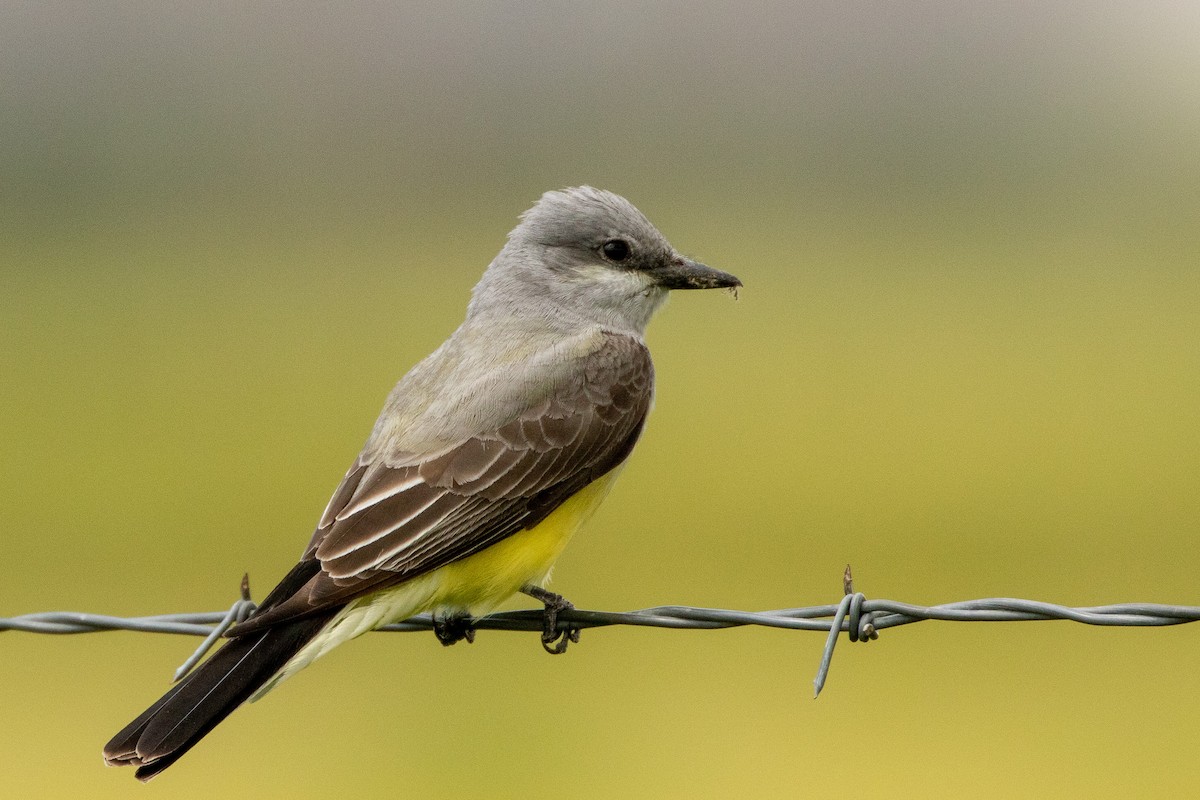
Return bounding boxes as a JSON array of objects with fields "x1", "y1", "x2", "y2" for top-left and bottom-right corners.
[{"x1": 3, "y1": 3, "x2": 1199, "y2": 797}]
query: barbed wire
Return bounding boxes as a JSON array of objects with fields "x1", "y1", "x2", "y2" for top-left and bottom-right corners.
[{"x1": 3, "y1": 567, "x2": 1198, "y2": 696}]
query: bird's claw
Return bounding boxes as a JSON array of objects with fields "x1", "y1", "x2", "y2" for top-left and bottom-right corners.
[
  {"x1": 541, "y1": 598, "x2": 581, "y2": 655},
  {"x1": 432, "y1": 612, "x2": 476, "y2": 647},
  {"x1": 523, "y1": 585, "x2": 581, "y2": 654}
]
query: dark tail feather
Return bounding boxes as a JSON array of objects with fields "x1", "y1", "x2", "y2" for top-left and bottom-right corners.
[{"x1": 103, "y1": 611, "x2": 335, "y2": 781}]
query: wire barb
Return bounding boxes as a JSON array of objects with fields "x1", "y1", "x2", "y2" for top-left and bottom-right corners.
[
  {"x1": 171, "y1": 576, "x2": 258, "y2": 682},
  {"x1": 812, "y1": 565, "x2": 877, "y2": 697}
]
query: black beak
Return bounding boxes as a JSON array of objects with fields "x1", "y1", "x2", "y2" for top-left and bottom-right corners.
[{"x1": 653, "y1": 256, "x2": 742, "y2": 291}]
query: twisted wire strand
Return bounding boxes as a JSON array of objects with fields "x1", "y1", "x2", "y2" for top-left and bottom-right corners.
[
  {"x1": 9, "y1": 600, "x2": 1195, "y2": 637},
  {"x1": 4, "y1": 571, "x2": 1197, "y2": 696}
]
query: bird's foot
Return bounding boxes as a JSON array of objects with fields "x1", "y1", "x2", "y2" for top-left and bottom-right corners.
[
  {"x1": 521, "y1": 585, "x2": 581, "y2": 654},
  {"x1": 432, "y1": 612, "x2": 476, "y2": 646}
]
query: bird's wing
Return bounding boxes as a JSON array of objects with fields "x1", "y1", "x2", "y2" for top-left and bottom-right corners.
[{"x1": 230, "y1": 331, "x2": 652, "y2": 634}]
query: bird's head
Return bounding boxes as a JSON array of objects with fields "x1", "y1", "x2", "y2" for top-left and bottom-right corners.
[{"x1": 471, "y1": 186, "x2": 741, "y2": 334}]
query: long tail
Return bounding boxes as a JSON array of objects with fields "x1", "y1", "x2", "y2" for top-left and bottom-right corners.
[
  {"x1": 104, "y1": 559, "x2": 340, "y2": 781},
  {"x1": 103, "y1": 610, "x2": 335, "y2": 781}
]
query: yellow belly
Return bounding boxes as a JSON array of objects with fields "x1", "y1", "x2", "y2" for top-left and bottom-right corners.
[
  {"x1": 253, "y1": 473, "x2": 618, "y2": 700},
  {"x1": 430, "y1": 474, "x2": 616, "y2": 612}
]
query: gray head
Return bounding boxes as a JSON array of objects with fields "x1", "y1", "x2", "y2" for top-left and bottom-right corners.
[{"x1": 468, "y1": 187, "x2": 740, "y2": 335}]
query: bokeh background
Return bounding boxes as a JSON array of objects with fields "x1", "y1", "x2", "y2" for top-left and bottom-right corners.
[{"x1": 3, "y1": 2, "x2": 1199, "y2": 797}]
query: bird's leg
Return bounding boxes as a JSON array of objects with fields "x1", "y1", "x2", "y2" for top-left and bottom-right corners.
[
  {"x1": 432, "y1": 611, "x2": 476, "y2": 647},
  {"x1": 521, "y1": 584, "x2": 581, "y2": 654}
]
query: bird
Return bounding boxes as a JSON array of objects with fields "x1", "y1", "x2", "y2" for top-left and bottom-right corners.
[{"x1": 103, "y1": 186, "x2": 741, "y2": 780}]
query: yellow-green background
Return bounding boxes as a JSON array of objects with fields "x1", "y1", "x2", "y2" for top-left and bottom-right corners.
[{"x1": 3, "y1": 3, "x2": 1198, "y2": 798}]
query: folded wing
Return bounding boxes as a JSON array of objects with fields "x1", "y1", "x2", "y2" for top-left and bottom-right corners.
[{"x1": 230, "y1": 331, "x2": 653, "y2": 635}]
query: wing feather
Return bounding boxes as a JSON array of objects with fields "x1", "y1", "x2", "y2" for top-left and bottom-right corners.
[
  {"x1": 317, "y1": 479, "x2": 441, "y2": 559},
  {"x1": 324, "y1": 492, "x2": 465, "y2": 579},
  {"x1": 334, "y1": 469, "x2": 425, "y2": 521}
]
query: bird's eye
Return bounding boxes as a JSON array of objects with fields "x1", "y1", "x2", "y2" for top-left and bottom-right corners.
[{"x1": 601, "y1": 239, "x2": 631, "y2": 262}]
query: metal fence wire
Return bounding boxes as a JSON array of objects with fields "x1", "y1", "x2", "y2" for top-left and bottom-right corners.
[{"x1": 3, "y1": 567, "x2": 1197, "y2": 696}]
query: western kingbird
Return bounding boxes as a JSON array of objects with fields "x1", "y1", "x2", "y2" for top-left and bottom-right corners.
[{"x1": 103, "y1": 186, "x2": 740, "y2": 780}]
